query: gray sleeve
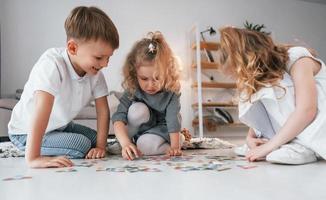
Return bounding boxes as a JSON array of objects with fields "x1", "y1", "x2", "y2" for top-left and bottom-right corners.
[
  {"x1": 111, "y1": 91, "x2": 133, "y2": 124},
  {"x1": 165, "y1": 93, "x2": 182, "y2": 133}
]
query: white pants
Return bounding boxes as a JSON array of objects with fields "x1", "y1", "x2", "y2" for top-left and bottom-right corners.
[{"x1": 127, "y1": 102, "x2": 169, "y2": 155}]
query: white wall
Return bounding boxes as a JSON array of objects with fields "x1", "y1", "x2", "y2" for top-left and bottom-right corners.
[{"x1": 1, "y1": 0, "x2": 326, "y2": 130}]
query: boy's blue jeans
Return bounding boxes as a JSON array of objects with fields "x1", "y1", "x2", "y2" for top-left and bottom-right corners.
[{"x1": 9, "y1": 122, "x2": 98, "y2": 158}]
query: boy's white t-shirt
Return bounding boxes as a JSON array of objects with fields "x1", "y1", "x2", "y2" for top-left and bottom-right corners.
[{"x1": 8, "y1": 48, "x2": 109, "y2": 135}]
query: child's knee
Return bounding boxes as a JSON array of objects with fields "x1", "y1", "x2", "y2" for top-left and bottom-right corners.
[
  {"x1": 40, "y1": 134, "x2": 92, "y2": 159},
  {"x1": 136, "y1": 134, "x2": 169, "y2": 156},
  {"x1": 127, "y1": 102, "x2": 150, "y2": 126},
  {"x1": 69, "y1": 136, "x2": 92, "y2": 158}
]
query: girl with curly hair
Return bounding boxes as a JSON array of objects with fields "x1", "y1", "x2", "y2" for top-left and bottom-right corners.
[
  {"x1": 112, "y1": 31, "x2": 183, "y2": 160},
  {"x1": 219, "y1": 26, "x2": 326, "y2": 164}
]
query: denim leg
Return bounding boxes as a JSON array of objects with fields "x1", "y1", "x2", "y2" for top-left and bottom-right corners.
[
  {"x1": 40, "y1": 132, "x2": 92, "y2": 158},
  {"x1": 63, "y1": 122, "x2": 97, "y2": 147},
  {"x1": 9, "y1": 123, "x2": 97, "y2": 158},
  {"x1": 9, "y1": 134, "x2": 27, "y2": 151}
]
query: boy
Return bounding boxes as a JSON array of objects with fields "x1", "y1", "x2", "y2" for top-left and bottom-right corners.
[{"x1": 8, "y1": 6, "x2": 119, "y2": 168}]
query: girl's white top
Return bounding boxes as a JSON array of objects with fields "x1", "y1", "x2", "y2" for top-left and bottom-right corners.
[{"x1": 239, "y1": 47, "x2": 326, "y2": 158}]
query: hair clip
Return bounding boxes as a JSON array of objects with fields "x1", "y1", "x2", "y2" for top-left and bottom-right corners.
[{"x1": 148, "y1": 43, "x2": 156, "y2": 54}]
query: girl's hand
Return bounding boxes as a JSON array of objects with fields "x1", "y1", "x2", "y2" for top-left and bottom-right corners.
[
  {"x1": 27, "y1": 156, "x2": 73, "y2": 168},
  {"x1": 247, "y1": 136, "x2": 269, "y2": 149},
  {"x1": 245, "y1": 143, "x2": 274, "y2": 162},
  {"x1": 86, "y1": 147, "x2": 106, "y2": 159},
  {"x1": 166, "y1": 146, "x2": 182, "y2": 156},
  {"x1": 122, "y1": 143, "x2": 142, "y2": 160}
]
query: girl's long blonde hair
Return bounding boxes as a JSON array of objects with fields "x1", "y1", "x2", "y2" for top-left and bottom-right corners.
[
  {"x1": 218, "y1": 27, "x2": 289, "y2": 102},
  {"x1": 122, "y1": 31, "x2": 180, "y2": 95}
]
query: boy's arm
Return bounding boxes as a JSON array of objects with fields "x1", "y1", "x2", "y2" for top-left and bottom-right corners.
[
  {"x1": 26, "y1": 91, "x2": 73, "y2": 168},
  {"x1": 86, "y1": 96, "x2": 109, "y2": 159},
  {"x1": 95, "y1": 96, "x2": 109, "y2": 148}
]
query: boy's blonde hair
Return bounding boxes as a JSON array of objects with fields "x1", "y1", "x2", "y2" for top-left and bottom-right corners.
[
  {"x1": 65, "y1": 6, "x2": 119, "y2": 49},
  {"x1": 218, "y1": 27, "x2": 289, "y2": 102},
  {"x1": 122, "y1": 31, "x2": 181, "y2": 95}
]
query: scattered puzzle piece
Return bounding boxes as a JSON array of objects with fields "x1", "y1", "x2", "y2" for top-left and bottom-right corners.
[
  {"x1": 55, "y1": 168, "x2": 77, "y2": 173},
  {"x1": 237, "y1": 165, "x2": 257, "y2": 169},
  {"x1": 2, "y1": 175, "x2": 32, "y2": 181},
  {"x1": 217, "y1": 166, "x2": 232, "y2": 171},
  {"x1": 105, "y1": 164, "x2": 162, "y2": 173}
]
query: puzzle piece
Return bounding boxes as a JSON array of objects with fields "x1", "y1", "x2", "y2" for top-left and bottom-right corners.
[
  {"x1": 105, "y1": 164, "x2": 162, "y2": 173},
  {"x1": 237, "y1": 164, "x2": 257, "y2": 169},
  {"x1": 2, "y1": 175, "x2": 32, "y2": 181},
  {"x1": 55, "y1": 168, "x2": 77, "y2": 173}
]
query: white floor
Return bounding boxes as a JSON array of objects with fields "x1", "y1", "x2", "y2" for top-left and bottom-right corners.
[{"x1": 1, "y1": 148, "x2": 326, "y2": 200}]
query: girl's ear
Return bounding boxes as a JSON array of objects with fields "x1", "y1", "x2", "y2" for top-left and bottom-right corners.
[{"x1": 67, "y1": 39, "x2": 78, "y2": 55}]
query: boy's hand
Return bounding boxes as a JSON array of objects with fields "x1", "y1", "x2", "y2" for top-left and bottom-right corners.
[
  {"x1": 27, "y1": 156, "x2": 73, "y2": 168},
  {"x1": 166, "y1": 146, "x2": 182, "y2": 156},
  {"x1": 122, "y1": 143, "x2": 142, "y2": 160},
  {"x1": 86, "y1": 147, "x2": 106, "y2": 159}
]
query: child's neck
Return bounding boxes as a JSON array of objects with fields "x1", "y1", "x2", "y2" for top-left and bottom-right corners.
[{"x1": 67, "y1": 52, "x2": 86, "y2": 77}]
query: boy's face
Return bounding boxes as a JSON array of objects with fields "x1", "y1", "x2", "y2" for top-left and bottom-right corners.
[
  {"x1": 136, "y1": 65, "x2": 161, "y2": 95},
  {"x1": 67, "y1": 38, "x2": 114, "y2": 76}
]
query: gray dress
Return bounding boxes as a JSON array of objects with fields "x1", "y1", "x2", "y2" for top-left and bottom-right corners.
[{"x1": 112, "y1": 88, "x2": 181, "y2": 142}]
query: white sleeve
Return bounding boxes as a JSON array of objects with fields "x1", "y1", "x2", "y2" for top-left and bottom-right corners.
[
  {"x1": 287, "y1": 47, "x2": 320, "y2": 72},
  {"x1": 29, "y1": 58, "x2": 62, "y2": 96},
  {"x1": 92, "y1": 71, "x2": 109, "y2": 99}
]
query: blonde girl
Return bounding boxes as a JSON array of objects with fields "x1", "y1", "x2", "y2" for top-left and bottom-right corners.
[
  {"x1": 218, "y1": 27, "x2": 326, "y2": 164},
  {"x1": 112, "y1": 31, "x2": 183, "y2": 160}
]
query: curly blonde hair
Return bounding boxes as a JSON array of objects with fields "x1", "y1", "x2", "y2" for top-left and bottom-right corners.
[
  {"x1": 218, "y1": 27, "x2": 289, "y2": 102},
  {"x1": 122, "y1": 31, "x2": 181, "y2": 95}
]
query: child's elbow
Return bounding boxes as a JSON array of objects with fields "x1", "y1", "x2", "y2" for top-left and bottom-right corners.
[{"x1": 302, "y1": 107, "x2": 317, "y2": 123}]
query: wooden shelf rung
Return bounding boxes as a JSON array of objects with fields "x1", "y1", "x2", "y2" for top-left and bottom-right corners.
[
  {"x1": 191, "y1": 61, "x2": 219, "y2": 69},
  {"x1": 192, "y1": 41, "x2": 220, "y2": 51},
  {"x1": 192, "y1": 82, "x2": 236, "y2": 89}
]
